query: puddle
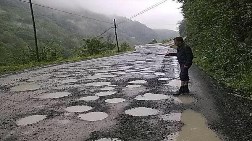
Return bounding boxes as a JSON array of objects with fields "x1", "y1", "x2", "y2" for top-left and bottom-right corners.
[
  {"x1": 95, "y1": 138, "x2": 122, "y2": 141},
  {"x1": 95, "y1": 74, "x2": 117, "y2": 78},
  {"x1": 105, "y1": 98, "x2": 126, "y2": 104},
  {"x1": 125, "y1": 107, "x2": 160, "y2": 116},
  {"x1": 78, "y1": 112, "x2": 108, "y2": 121},
  {"x1": 85, "y1": 82, "x2": 111, "y2": 87},
  {"x1": 177, "y1": 96, "x2": 196, "y2": 104},
  {"x1": 61, "y1": 79, "x2": 78, "y2": 84},
  {"x1": 160, "y1": 113, "x2": 181, "y2": 121},
  {"x1": 96, "y1": 91, "x2": 117, "y2": 97},
  {"x1": 56, "y1": 75, "x2": 70, "y2": 78},
  {"x1": 78, "y1": 96, "x2": 99, "y2": 101},
  {"x1": 16, "y1": 115, "x2": 46, "y2": 126},
  {"x1": 52, "y1": 84, "x2": 81, "y2": 90},
  {"x1": 176, "y1": 110, "x2": 221, "y2": 141},
  {"x1": 65, "y1": 105, "x2": 93, "y2": 113},
  {"x1": 113, "y1": 72, "x2": 126, "y2": 75},
  {"x1": 158, "y1": 78, "x2": 170, "y2": 81},
  {"x1": 134, "y1": 93, "x2": 170, "y2": 101},
  {"x1": 86, "y1": 75, "x2": 106, "y2": 80},
  {"x1": 154, "y1": 72, "x2": 165, "y2": 76},
  {"x1": 165, "y1": 79, "x2": 180, "y2": 87},
  {"x1": 126, "y1": 85, "x2": 142, "y2": 88},
  {"x1": 39, "y1": 92, "x2": 71, "y2": 99},
  {"x1": 101, "y1": 87, "x2": 115, "y2": 91},
  {"x1": 128, "y1": 80, "x2": 147, "y2": 84},
  {"x1": 10, "y1": 83, "x2": 40, "y2": 92}
]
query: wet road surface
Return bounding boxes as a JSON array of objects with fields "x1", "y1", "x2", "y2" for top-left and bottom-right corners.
[{"x1": 0, "y1": 44, "x2": 251, "y2": 141}]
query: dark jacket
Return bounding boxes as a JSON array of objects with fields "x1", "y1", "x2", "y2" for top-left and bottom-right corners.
[{"x1": 177, "y1": 43, "x2": 193, "y2": 66}]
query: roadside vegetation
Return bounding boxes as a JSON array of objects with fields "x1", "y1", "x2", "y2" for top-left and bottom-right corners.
[
  {"x1": 0, "y1": 37, "x2": 133, "y2": 75},
  {"x1": 178, "y1": 0, "x2": 252, "y2": 97}
]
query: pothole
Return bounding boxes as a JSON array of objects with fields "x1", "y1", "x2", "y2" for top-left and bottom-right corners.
[
  {"x1": 125, "y1": 107, "x2": 160, "y2": 116},
  {"x1": 16, "y1": 115, "x2": 46, "y2": 126},
  {"x1": 85, "y1": 82, "x2": 111, "y2": 87},
  {"x1": 158, "y1": 78, "x2": 170, "y2": 81},
  {"x1": 126, "y1": 85, "x2": 142, "y2": 88},
  {"x1": 10, "y1": 83, "x2": 40, "y2": 92},
  {"x1": 154, "y1": 72, "x2": 165, "y2": 76},
  {"x1": 134, "y1": 93, "x2": 170, "y2": 101},
  {"x1": 165, "y1": 79, "x2": 180, "y2": 87},
  {"x1": 96, "y1": 91, "x2": 117, "y2": 97},
  {"x1": 128, "y1": 80, "x2": 147, "y2": 84},
  {"x1": 95, "y1": 138, "x2": 122, "y2": 141},
  {"x1": 61, "y1": 79, "x2": 78, "y2": 84},
  {"x1": 78, "y1": 96, "x2": 99, "y2": 101},
  {"x1": 65, "y1": 105, "x2": 93, "y2": 113},
  {"x1": 101, "y1": 87, "x2": 115, "y2": 91},
  {"x1": 39, "y1": 92, "x2": 71, "y2": 99},
  {"x1": 105, "y1": 98, "x2": 126, "y2": 104},
  {"x1": 176, "y1": 110, "x2": 221, "y2": 141},
  {"x1": 78, "y1": 112, "x2": 108, "y2": 121}
]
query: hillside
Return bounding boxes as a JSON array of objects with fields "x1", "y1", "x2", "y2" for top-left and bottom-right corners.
[{"x1": 0, "y1": 0, "x2": 178, "y2": 66}]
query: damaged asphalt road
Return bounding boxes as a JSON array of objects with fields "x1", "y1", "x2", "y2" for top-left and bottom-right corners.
[{"x1": 0, "y1": 44, "x2": 251, "y2": 141}]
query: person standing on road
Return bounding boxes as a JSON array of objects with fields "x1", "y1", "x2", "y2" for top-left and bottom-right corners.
[{"x1": 173, "y1": 37, "x2": 193, "y2": 94}]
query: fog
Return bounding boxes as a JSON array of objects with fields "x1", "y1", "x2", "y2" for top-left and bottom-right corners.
[{"x1": 33, "y1": 0, "x2": 183, "y2": 30}]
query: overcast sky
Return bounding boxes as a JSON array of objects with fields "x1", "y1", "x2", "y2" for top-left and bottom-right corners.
[{"x1": 34, "y1": 0, "x2": 183, "y2": 31}]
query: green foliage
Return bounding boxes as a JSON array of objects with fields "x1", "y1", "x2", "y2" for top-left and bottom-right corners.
[
  {"x1": 120, "y1": 42, "x2": 132, "y2": 52},
  {"x1": 179, "y1": 0, "x2": 252, "y2": 96},
  {"x1": 80, "y1": 38, "x2": 116, "y2": 56}
]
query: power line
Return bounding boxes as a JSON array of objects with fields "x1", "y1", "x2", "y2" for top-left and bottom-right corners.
[
  {"x1": 96, "y1": 27, "x2": 114, "y2": 38},
  {"x1": 118, "y1": 0, "x2": 168, "y2": 25},
  {"x1": 18, "y1": 0, "x2": 114, "y2": 25}
]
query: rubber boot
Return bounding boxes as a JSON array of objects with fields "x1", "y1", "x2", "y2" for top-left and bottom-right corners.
[
  {"x1": 176, "y1": 86, "x2": 184, "y2": 95},
  {"x1": 184, "y1": 85, "x2": 189, "y2": 93}
]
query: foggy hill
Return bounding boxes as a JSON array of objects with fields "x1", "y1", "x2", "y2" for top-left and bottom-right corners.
[{"x1": 0, "y1": 0, "x2": 178, "y2": 52}]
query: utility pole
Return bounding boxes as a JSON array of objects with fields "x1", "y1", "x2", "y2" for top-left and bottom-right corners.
[
  {"x1": 114, "y1": 19, "x2": 119, "y2": 52},
  {"x1": 29, "y1": 0, "x2": 39, "y2": 62}
]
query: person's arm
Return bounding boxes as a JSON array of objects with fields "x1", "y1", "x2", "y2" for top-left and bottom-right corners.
[{"x1": 184, "y1": 46, "x2": 193, "y2": 67}]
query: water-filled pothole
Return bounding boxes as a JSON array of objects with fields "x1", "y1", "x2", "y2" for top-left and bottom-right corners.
[
  {"x1": 135, "y1": 93, "x2": 170, "y2": 101},
  {"x1": 96, "y1": 91, "x2": 116, "y2": 97},
  {"x1": 39, "y1": 92, "x2": 71, "y2": 99},
  {"x1": 95, "y1": 138, "x2": 122, "y2": 141},
  {"x1": 61, "y1": 79, "x2": 78, "y2": 84},
  {"x1": 105, "y1": 98, "x2": 126, "y2": 104},
  {"x1": 126, "y1": 85, "x2": 142, "y2": 88},
  {"x1": 176, "y1": 110, "x2": 221, "y2": 141},
  {"x1": 65, "y1": 105, "x2": 93, "y2": 113},
  {"x1": 78, "y1": 112, "x2": 108, "y2": 121},
  {"x1": 16, "y1": 115, "x2": 46, "y2": 126},
  {"x1": 101, "y1": 87, "x2": 115, "y2": 91},
  {"x1": 125, "y1": 107, "x2": 160, "y2": 116},
  {"x1": 85, "y1": 82, "x2": 111, "y2": 87},
  {"x1": 128, "y1": 80, "x2": 147, "y2": 84},
  {"x1": 158, "y1": 78, "x2": 170, "y2": 81},
  {"x1": 154, "y1": 72, "x2": 165, "y2": 76},
  {"x1": 165, "y1": 79, "x2": 180, "y2": 87},
  {"x1": 78, "y1": 96, "x2": 99, "y2": 101},
  {"x1": 10, "y1": 83, "x2": 40, "y2": 92}
]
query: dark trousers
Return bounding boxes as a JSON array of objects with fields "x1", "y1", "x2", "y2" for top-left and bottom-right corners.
[{"x1": 179, "y1": 64, "x2": 191, "y2": 81}]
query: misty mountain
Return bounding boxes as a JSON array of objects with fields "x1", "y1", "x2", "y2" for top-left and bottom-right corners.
[
  {"x1": 0, "y1": 0, "x2": 178, "y2": 51},
  {"x1": 153, "y1": 29, "x2": 179, "y2": 41}
]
